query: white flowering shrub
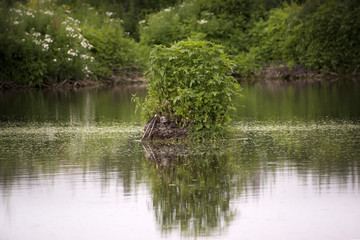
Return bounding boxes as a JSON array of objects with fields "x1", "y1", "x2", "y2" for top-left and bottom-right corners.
[
  {"x1": 138, "y1": 0, "x2": 261, "y2": 55},
  {"x1": 139, "y1": 5, "x2": 191, "y2": 46},
  {"x1": 79, "y1": 5, "x2": 149, "y2": 78},
  {"x1": 0, "y1": 2, "x2": 147, "y2": 86},
  {"x1": 0, "y1": 2, "x2": 95, "y2": 85},
  {"x1": 139, "y1": 2, "x2": 217, "y2": 46}
]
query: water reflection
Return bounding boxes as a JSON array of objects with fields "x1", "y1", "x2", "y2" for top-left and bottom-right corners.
[
  {"x1": 1, "y1": 121, "x2": 360, "y2": 239},
  {"x1": 236, "y1": 80, "x2": 360, "y2": 122},
  {"x1": 1, "y1": 80, "x2": 360, "y2": 239},
  {"x1": 0, "y1": 85, "x2": 146, "y2": 123},
  {"x1": 142, "y1": 142, "x2": 240, "y2": 237},
  {"x1": 0, "y1": 124, "x2": 144, "y2": 193},
  {"x1": 140, "y1": 122, "x2": 360, "y2": 237}
]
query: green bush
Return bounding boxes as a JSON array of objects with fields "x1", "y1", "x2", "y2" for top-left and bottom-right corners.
[
  {"x1": 140, "y1": 39, "x2": 242, "y2": 138},
  {"x1": 139, "y1": 5, "x2": 191, "y2": 47},
  {"x1": 234, "y1": 0, "x2": 360, "y2": 75},
  {"x1": 298, "y1": 0, "x2": 360, "y2": 73},
  {"x1": 78, "y1": 5, "x2": 150, "y2": 78},
  {"x1": 139, "y1": 0, "x2": 290, "y2": 55},
  {"x1": 0, "y1": 2, "x2": 148, "y2": 86},
  {"x1": 0, "y1": 2, "x2": 96, "y2": 86},
  {"x1": 234, "y1": 4, "x2": 301, "y2": 74}
]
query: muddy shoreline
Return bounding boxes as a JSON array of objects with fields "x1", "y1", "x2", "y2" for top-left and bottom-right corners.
[
  {"x1": 1, "y1": 65, "x2": 359, "y2": 90},
  {"x1": 0, "y1": 69, "x2": 147, "y2": 90},
  {"x1": 234, "y1": 63, "x2": 360, "y2": 81}
]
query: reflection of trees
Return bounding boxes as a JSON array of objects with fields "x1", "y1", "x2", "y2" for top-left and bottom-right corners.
[
  {"x1": 142, "y1": 142, "x2": 260, "y2": 237},
  {"x1": 1, "y1": 121, "x2": 359, "y2": 237},
  {"x1": 0, "y1": 127, "x2": 144, "y2": 193},
  {"x1": 236, "y1": 80, "x2": 360, "y2": 122},
  {"x1": 142, "y1": 125, "x2": 360, "y2": 236},
  {"x1": 0, "y1": 85, "x2": 146, "y2": 123},
  {"x1": 273, "y1": 126, "x2": 360, "y2": 186}
]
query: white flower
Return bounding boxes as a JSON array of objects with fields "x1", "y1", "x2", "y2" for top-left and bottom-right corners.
[
  {"x1": 83, "y1": 65, "x2": 91, "y2": 77},
  {"x1": 33, "y1": 39, "x2": 41, "y2": 45},
  {"x1": 67, "y1": 58, "x2": 72, "y2": 61},
  {"x1": 14, "y1": 21, "x2": 19, "y2": 25},
  {"x1": 44, "y1": 35, "x2": 53, "y2": 43},
  {"x1": 43, "y1": 10, "x2": 54, "y2": 15},
  {"x1": 80, "y1": 39, "x2": 93, "y2": 49},
  {"x1": 65, "y1": 26, "x2": 74, "y2": 32},
  {"x1": 53, "y1": 59, "x2": 57, "y2": 62},
  {"x1": 198, "y1": 19, "x2": 208, "y2": 24},
  {"x1": 42, "y1": 43, "x2": 49, "y2": 51},
  {"x1": 67, "y1": 49, "x2": 78, "y2": 57},
  {"x1": 65, "y1": 10, "x2": 71, "y2": 14},
  {"x1": 139, "y1": 20, "x2": 146, "y2": 24},
  {"x1": 83, "y1": 65, "x2": 90, "y2": 73},
  {"x1": 26, "y1": 11, "x2": 34, "y2": 18},
  {"x1": 80, "y1": 54, "x2": 90, "y2": 60},
  {"x1": 164, "y1": 8, "x2": 171, "y2": 12},
  {"x1": 67, "y1": 32, "x2": 78, "y2": 38},
  {"x1": 33, "y1": 32, "x2": 41, "y2": 37},
  {"x1": 106, "y1": 12, "x2": 115, "y2": 17}
]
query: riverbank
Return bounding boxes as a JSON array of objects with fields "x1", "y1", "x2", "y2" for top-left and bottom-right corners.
[
  {"x1": 3, "y1": 67, "x2": 359, "y2": 91},
  {"x1": 0, "y1": 69, "x2": 147, "y2": 90},
  {"x1": 234, "y1": 63, "x2": 360, "y2": 81}
]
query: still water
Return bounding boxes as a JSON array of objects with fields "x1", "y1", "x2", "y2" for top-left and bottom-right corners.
[{"x1": 1, "y1": 80, "x2": 360, "y2": 239}]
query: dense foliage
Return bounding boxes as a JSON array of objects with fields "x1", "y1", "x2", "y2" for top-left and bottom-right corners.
[
  {"x1": 139, "y1": 0, "x2": 288, "y2": 53},
  {"x1": 140, "y1": 39, "x2": 242, "y2": 137},
  {"x1": 1, "y1": 0, "x2": 359, "y2": 87},
  {"x1": 0, "y1": 1, "x2": 147, "y2": 86},
  {"x1": 139, "y1": 0, "x2": 360, "y2": 76},
  {"x1": 237, "y1": 0, "x2": 360, "y2": 75}
]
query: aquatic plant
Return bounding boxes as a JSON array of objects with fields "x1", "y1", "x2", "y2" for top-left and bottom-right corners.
[{"x1": 138, "y1": 39, "x2": 242, "y2": 139}]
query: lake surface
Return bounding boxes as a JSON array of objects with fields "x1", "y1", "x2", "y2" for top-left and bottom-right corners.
[{"x1": 1, "y1": 80, "x2": 360, "y2": 240}]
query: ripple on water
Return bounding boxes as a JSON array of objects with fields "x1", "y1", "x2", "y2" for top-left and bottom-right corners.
[
  {"x1": 0, "y1": 122, "x2": 143, "y2": 139},
  {"x1": 233, "y1": 119, "x2": 360, "y2": 132}
]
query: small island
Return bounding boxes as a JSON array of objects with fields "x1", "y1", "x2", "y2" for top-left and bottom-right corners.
[{"x1": 135, "y1": 40, "x2": 242, "y2": 140}]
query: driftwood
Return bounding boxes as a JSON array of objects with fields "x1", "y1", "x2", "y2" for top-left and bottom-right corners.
[{"x1": 141, "y1": 116, "x2": 189, "y2": 141}]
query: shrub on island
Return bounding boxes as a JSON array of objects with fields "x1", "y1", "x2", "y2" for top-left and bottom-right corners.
[{"x1": 136, "y1": 39, "x2": 242, "y2": 140}]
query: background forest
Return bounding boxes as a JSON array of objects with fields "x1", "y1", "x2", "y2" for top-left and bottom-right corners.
[{"x1": 1, "y1": 0, "x2": 359, "y2": 86}]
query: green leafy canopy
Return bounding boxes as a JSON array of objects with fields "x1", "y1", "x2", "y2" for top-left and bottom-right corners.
[{"x1": 137, "y1": 39, "x2": 242, "y2": 138}]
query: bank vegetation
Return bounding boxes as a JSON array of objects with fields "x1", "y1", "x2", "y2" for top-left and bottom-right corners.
[{"x1": 1, "y1": 0, "x2": 359, "y2": 88}]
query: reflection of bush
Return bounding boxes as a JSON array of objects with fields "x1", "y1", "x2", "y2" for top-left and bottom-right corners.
[{"x1": 143, "y1": 142, "x2": 242, "y2": 236}]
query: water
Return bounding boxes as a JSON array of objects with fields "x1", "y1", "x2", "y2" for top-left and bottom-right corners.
[{"x1": 1, "y1": 80, "x2": 360, "y2": 240}]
